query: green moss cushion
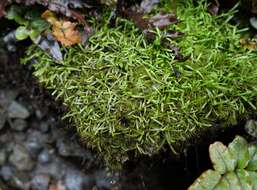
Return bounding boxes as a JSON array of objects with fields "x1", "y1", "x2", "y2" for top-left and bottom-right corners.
[{"x1": 24, "y1": 1, "x2": 257, "y2": 163}]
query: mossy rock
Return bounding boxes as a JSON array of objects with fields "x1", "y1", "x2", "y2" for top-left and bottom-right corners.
[{"x1": 23, "y1": 1, "x2": 257, "y2": 164}]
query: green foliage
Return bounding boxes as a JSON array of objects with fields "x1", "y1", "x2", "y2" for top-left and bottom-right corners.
[
  {"x1": 188, "y1": 136, "x2": 257, "y2": 190},
  {"x1": 22, "y1": 1, "x2": 257, "y2": 165},
  {"x1": 6, "y1": 5, "x2": 49, "y2": 41}
]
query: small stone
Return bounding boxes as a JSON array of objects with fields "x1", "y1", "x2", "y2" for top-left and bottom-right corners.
[
  {"x1": 38, "y1": 149, "x2": 51, "y2": 164},
  {"x1": 7, "y1": 101, "x2": 30, "y2": 119},
  {"x1": 94, "y1": 170, "x2": 119, "y2": 189},
  {"x1": 9, "y1": 144, "x2": 35, "y2": 171},
  {"x1": 0, "y1": 165, "x2": 13, "y2": 181},
  {"x1": 245, "y1": 119, "x2": 257, "y2": 138},
  {"x1": 0, "y1": 109, "x2": 6, "y2": 130},
  {"x1": 64, "y1": 170, "x2": 94, "y2": 190},
  {"x1": 35, "y1": 109, "x2": 45, "y2": 120},
  {"x1": 56, "y1": 138, "x2": 89, "y2": 158},
  {"x1": 0, "y1": 90, "x2": 18, "y2": 108},
  {"x1": 39, "y1": 122, "x2": 49, "y2": 133},
  {"x1": 30, "y1": 174, "x2": 51, "y2": 190},
  {"x1": 10, "y1": 119, "x2": 28, "y2": 132},
  {"x1": 24, "y1": 131, "x2": 44, "y2": 156},
  {"x1": 9, "y1": 170, "x2": 30, "y2": 190},
  {"x1": 0, "y1": 149, "x2": 6, "y2": 166}
]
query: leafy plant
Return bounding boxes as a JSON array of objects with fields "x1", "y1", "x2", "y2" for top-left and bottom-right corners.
[
  {"x1": 6, "y1": 5, "x2": 50, "y2": 41},
  {"x1": 188, "y1": 136, "x2": 257, "y2": 190}
]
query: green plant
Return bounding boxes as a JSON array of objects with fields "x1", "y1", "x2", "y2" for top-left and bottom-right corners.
[
  {"x1": 6, "y1": 5, "x2": 50, "y2": 41},
  {"x1": 188, "y1": 136, "x2": 257, "y2": 190},
  {"x1": 22, "y1": 0, "x2": 257, "y2": 165}
]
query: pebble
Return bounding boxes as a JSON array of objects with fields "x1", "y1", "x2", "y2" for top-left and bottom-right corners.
[
  {"x1": 30, "y1": 174, "x2": 51, "y2": 190},
  {"x1": 0, "y1": 165, "x2": 13, "y2": 181},
  {"x1": 24, "y1": 131, "x2": 44, "y2": 156},
  {"x1": 9, "y1": 144, "x2": 35, "y2": 171},
  {"x1": 245, "y1": 119, "x2": 257, "y2": 138},
  {"x1": 64, "y1": 169, "x2": 94, "y2": 190},
  {"x1": 9, "y1": 170, "x2": 30, "y2": 190},
  {"x1": 56, "y1": 138, "x2": 85, "y2": 157},
  {"x1": 0, "y1": 90, "x2": 18, "y2": 108},
  {"x1": 0, "y1": 149, "x2": 6, "y2": 166},
  {"x1": 38, "y1": 149, "x2": 52, "y2": 164},
  {"x1": 39, "y1": 122, "x2": 49, "y2": 133},
  {"x1": 7, "y1": 101, "x2": 30, "y2": 119},
  {"x1": 0, "y1": 109, "x2": 6, "y2": 130},
  {"x1": 94, "y1": 170, "x2": 119, "y2": 189},
  {"x1": 10, "y1": 119, "x2": 28, "y2": 132}
]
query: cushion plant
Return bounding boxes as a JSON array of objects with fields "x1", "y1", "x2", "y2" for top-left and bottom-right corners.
[{"x1": 23, "y1": 0, "x2": 257, "y2": 164}]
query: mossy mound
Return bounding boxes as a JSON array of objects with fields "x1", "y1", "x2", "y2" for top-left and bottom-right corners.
[{"x1": 23, "y1": 1, "x2": 257, "y2": 163}]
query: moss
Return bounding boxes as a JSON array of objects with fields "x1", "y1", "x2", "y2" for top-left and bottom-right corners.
[{"x1": 23, "y1": 1, "x2": 257, "y2": 164}]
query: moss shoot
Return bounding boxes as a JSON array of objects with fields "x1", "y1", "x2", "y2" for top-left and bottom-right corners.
[{"x1": 23, "y1": 1, "x2": 257, "y2": 163}]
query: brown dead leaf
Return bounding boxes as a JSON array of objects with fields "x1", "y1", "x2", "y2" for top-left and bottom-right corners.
[
  {"x1": 42, "y1": 10, "x2": 82, "y2": 46},
  {"x1": 52, "y1": 20, "x2": 82, "y2": 46},
  {"x1": 42, "y1": 10, "x2": 58, "y2": 25},
  {"x1": 0, "y1": 0, "x2": 8, "y2": 17}
]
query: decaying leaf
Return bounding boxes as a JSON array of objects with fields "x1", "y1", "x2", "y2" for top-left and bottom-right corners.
[
  {"x1": 52, "y1": 20, "x2": 82, "y2": 46},
  {"x1": 208, "y1": 2, "x2": 220, "y2": 16},
  {"x1": 149, "y1": 13, "x2": 179, "y2": 29},
  {"x1": 42, "y1": 10, "x2": 82, "y2": 46},
  {"x1": 140, "y1": 0, "x2": 160, "y2": 13},
  {"x1": 41, "y1": 10, "x2": 57, "y2": 25},
  {"x1": 0, "y1": 0, "x2": 8, "y2": 17}
]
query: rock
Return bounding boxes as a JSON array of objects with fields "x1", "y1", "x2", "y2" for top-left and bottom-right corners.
[
  {"x1": 56, "y1": 138, "x2": 92, "y2": 158},
  {"x1": 38, "y1": 149, "x2": 52, "y2": 164},
  {"x1": 24, "y1": 131, "x2": 45, "y2": 156},
  {"x1": 0, "y1": 109, "x2": 6, "y2": 130},
  {"x1": 7, "y1": 101, "x2": 30, "y2": 119},
  {"x1": 0, "y1": 90, "x2": 18, "y2": 108},
  {"x1": 64, "y1": 169, "x2": 94, "y2": 190},
  {"x1": 0, "y1": 149, "x2": 7, "y2": 166},
  {"x1": 39, "y1": 122, "x2": 49, "y2": 133},
  {"x1": 245, "y1": 119, "x2": 257, "y2": 138},
  {"x1": 35, "y1": 157, "x2": 66, "y2": 179},
  {"x1": 30, "y1": 174, "x2": 51, "y2": 190},
  {"x1": 9, "y1": 170, "x2": 30, "y2": 190},
  {"x1": 0, "y1": 165, "x2": 13, "y2": 181},
  {"x1": 94, "y1": 170, "x2": 119, "y2": 189},
  {"x1": 10, "y1": 119, "x2": 28, "y2": 131},
  {"x1": 9, "y1": 144, "x2": 35, "y2": 171},
  {"x1": 35, "y1": 109, "x2": 45, "y2": 120}
]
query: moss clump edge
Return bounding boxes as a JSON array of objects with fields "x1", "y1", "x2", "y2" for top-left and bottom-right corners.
[{"x1": 22, "y1": 1, "x2": 257, "y2": 166}]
